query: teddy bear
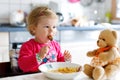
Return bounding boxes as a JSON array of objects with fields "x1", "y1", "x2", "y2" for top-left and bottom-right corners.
[{"x1": 83, "y1": 29, "x2": 120, "y2": 80}]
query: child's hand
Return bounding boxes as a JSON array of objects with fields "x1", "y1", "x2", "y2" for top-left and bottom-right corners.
[
  {"x1": 38, "y1": 46, "x2": 50, "y2": 59},
  {"x1": 64, "y1": 50, "x2": 71, "y2": 61}
]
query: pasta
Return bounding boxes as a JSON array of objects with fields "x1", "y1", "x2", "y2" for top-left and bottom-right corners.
[{"x1": 49, "y1": 67, "x2": 81, "y2": 73}]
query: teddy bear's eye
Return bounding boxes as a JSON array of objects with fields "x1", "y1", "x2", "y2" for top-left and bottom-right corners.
[{"x1": 102, "y1": 39, "x2": 105, "y2": 41}]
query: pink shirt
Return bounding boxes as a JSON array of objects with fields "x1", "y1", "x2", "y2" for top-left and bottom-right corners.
[{"x1": 18, "y1": 39, "x2": 65, "y2": 72}]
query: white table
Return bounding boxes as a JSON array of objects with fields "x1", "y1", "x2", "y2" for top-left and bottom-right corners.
[
  {"x1": 0, "y1": 72, "x2": 91, "y2": 80},
  {"x1": 0, "y1": 71, "x2": 120, "y2": 80}
]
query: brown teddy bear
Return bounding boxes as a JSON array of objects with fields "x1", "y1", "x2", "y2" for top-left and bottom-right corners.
[{"x1": 83, "y1": 29, "x2": 120, "y2": 80}]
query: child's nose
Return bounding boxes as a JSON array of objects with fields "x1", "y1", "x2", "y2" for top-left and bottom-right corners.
[{"x1": 49, "y1": 28, "x2": 53, "y2": 32}]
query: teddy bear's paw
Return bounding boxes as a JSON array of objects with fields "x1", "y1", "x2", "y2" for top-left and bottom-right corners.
[
  {"x1": 87, "y1": 50, "x2": 97, "y2": 57},
  {"x1": 83, "y1": 64, "x2": 94, "y2": 78},
  {"x1": 105, "y1": 64, "x2": 119, "y2": 79},
  {"x1": 93, "y1": 66, "x2": 106, "y2": 80}
]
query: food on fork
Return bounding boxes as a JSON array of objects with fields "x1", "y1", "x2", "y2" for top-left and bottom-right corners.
[{"x1": 48, "y1": 35, "x2": 53, "y2": 41}]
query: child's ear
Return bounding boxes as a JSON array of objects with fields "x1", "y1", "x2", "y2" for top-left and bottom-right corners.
[{"x1": 30, "y1": 25, "x2": 36, "y2": 35}]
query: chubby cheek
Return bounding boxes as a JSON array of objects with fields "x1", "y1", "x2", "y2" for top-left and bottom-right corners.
[
  {"x1": 53, "y1": 30, "x2": 57, "y2": 36},
  {"x1": 35, "y1": 33, "x2": 49, "y2": 42},
  {"x1": 97, "y1": 40, "x2": 107, "y2": 48}
]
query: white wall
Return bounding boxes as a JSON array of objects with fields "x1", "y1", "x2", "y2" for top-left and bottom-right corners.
[
  {"x1": 60, "y1": 30, "x2": 100, "y2": 66},
  {"x1": 0, "y1": 0, "x2": 112, "y2": 23},
  {"x1": 0, "y1": 32, "x2": 9, "y2": 62}
]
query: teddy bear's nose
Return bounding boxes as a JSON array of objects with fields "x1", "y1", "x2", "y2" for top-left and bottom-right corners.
[{"x1": 97, "y1": 40, "x2": 99, "y2": 43}]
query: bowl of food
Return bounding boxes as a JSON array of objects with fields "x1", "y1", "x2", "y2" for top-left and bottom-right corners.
[{"x1": 39, "y1": 62, "x2": 82, "y2": 80}]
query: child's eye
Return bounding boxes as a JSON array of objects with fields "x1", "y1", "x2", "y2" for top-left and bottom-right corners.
[
  {"x1": 53, "y1": 26, "x2": 56, "y2": 28},
  {"x1": 45, "y1": 26, "x2": 49, "y2": 28}
]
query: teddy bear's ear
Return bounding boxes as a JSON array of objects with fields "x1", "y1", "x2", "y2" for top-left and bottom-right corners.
[{"x1": 112, "y1": 30, "x2": 117, "y2": 39}]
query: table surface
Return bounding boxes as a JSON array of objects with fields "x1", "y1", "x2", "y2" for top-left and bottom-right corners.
[
  {"x1": 0, "y1": 71, "x2": 120, "y2": 80},
  {"x1": 0, "y1": 72, "x2": 91, "y2": 80}
]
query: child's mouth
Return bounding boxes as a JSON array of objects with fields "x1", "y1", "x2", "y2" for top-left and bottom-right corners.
[{"x1": 48, "y1": 35, "x2": 53, "y2": 41}]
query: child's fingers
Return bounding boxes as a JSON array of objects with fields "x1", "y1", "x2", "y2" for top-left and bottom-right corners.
[
  {"x1": 64, "y1": 50, "x2": 71, "y2": 60},
  {"x1": 43, "y1": 46, "x2": 50, "y2": 54},
  {"x1": 38, "y1": 46, "x2": 50, "y2": 58},
  {"x1": 64, "y1": 50, "x2": 70, "y2": 55}
]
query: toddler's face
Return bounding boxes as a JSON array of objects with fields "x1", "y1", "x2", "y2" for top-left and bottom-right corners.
[{"x1": 34, "y1": 17, "x2": 58, "y2": 43}]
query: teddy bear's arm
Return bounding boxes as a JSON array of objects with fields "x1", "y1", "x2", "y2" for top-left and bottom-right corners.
[
  {"x1": 87, "y1": 49, "x2": 98, "y2": 57},
  {"x1": 99, "y1": 47, "x2": 119, "y2": 62}
]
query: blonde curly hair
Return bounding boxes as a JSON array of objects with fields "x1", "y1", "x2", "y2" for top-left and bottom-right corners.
[{"x1": 27, "y1": 6, "x2": 58, "y2": 35}]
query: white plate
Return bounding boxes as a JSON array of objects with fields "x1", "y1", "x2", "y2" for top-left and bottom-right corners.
[{"x1": 39, "y1": 62, "x2": 81, "y2": 80}]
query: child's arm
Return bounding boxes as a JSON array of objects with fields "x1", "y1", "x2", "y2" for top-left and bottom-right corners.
[
  {"x1": 18, "y1": 44, "x2": 39, "y2": 72},
  {"x1": 18, "y1": 42, "x2": 50, "y2": 72}
]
